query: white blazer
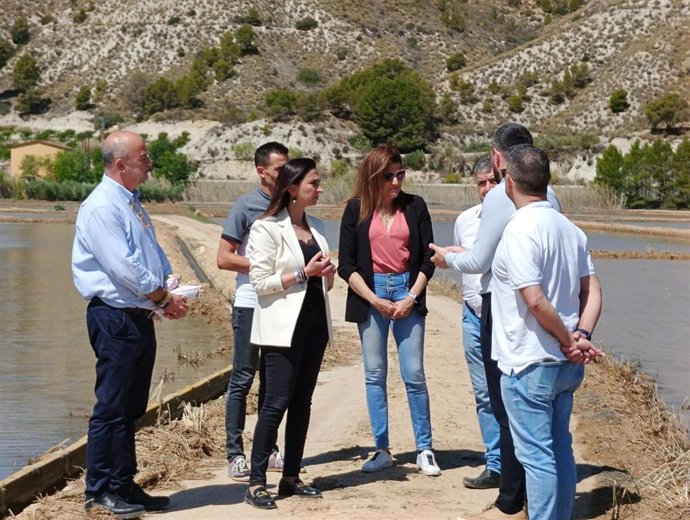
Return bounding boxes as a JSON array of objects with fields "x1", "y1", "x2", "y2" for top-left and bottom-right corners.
[{"x1": 248, "y1": 208, "x2": 333, "y2": 348}]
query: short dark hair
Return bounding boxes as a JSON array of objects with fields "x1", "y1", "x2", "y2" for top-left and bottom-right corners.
[
  {"x1": 506, "y1": 144, "x2": 550, "y2": 196},
  {"x1": 492, "y1": 123, "x2": 533, "y2": 154},
  {"x1": 471, "y1": 156, "x2": 492, "y2": 177},
  {"x1": 254, "y1": 141, "x2": 289, "y2": 167},
  {"x1": 263, "y1": 158, "x2": 317, "y2": 217}
]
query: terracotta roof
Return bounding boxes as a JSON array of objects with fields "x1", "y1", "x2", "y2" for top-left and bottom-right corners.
[{"x1": 9, "y1": 140, "x2": 73, "y2": 151}]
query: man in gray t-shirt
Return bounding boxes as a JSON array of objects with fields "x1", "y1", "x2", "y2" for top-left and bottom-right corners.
[{"x1": 217, "y1": 142, "x2": 288, "y2": 481}]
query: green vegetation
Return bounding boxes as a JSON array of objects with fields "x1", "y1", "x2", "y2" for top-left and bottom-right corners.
[
  {"x1": 405, "y1": 150, "x2": 427, "y2": 170},
  {"x1": 13, "y1": 53, "x2": 40, "y2": 93},
  {"x1": 73, "y1": 9, "x2": 88, "y2": 23},
  {"x1": 595, "y1": 139, "x2": 689, "y2": 209},
  {"x1": 0, "y1": 38, "x2": 15, "y2": 69},
  {"x1": 446, "y1": 52, "x2": 466, "y2": 72},
  {"x1": 609, "y1": 88, "x2": 630, "y2": 113},
  {"x1": 233, "y1": 141, "x2": 255, "y2": 160},
  {"x1": 11, "y1": 17, "x2": 30, "y2": 45},
  {"x1": 297, "y1": 67, "x2": 321, "y2": 86},
  {"x1": 295, "y1": 17, "x2": 318, "y2": 31},
  {"x1": 265, "y1": 88, "x2": 298, "y2": 121},
  {"x1": 537, "y1": 0, "x2": 582, "y2": 15},
  {"x1": 644, "y1": 92, "x2": 689, "y2": 131},
  {"x1": 438, "y1": 0, "x2": 465, "y2": 32},
  {"x1": 235, "y1": 7, "x2": 262, "y2": 26},
  {"x1": 75, "y1": 85, "x2": 92, "y2": 110},
  {"x1": 323, "y1": 60, "x2": 436, "y2": 152},
  {"x1": 148, "y1": 132, "x2": 197, "y2": 186},
  {"x1": 235, "y1": 24, "x2": 258, "y2": 54}
]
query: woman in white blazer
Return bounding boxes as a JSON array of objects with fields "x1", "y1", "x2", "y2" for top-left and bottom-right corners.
[{"x1": 244, "y1": 158, "x2": 335, "y2": 510}]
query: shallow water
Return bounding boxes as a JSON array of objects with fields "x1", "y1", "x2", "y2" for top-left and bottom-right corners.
[{"x1": 0, "y1": 223, "x2": 230, "y2": 480}]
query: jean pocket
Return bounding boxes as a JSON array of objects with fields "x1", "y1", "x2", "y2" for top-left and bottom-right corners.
[{"x1": 90, "y1": 306, "x2": 131, "y2": 339}]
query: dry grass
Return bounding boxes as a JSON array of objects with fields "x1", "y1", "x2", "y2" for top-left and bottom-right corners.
[{"x1": 575, "y1": 355, "x2": 690, "y2": 519}]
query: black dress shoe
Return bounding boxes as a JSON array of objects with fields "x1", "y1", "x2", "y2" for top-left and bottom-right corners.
[
  {"x1": 278, "y1": 478, "x2": 322, "y2": 497},
  {"x1": 462, "y1": 467, "x2": 501, "y2": 489},
  {"x1": 245, "y1": 487, "x2": 277, "y2": 509},
  {"x1": 120, "y1": 482, "x2": 170, "y2": 511},
  {"x1": 84, "y1": 492, "x2": 145, "y2": 519}
]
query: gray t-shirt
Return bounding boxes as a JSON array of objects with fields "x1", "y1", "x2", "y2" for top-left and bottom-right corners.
[
  {"x1": 221, "y1": 188, "x2": 272, "y2": 308},
  {"x1": 445, "y1": 180, "x2": 561, "y2": 294}
]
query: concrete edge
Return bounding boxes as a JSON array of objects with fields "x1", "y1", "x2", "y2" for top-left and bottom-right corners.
[{"x1": 0, "y1": 366, "x2": 231, "y2": 518}]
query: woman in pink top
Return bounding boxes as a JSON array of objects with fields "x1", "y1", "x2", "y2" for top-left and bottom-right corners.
[{"x1": 337, "y1": 144, "x2": 440, "y2": 477}]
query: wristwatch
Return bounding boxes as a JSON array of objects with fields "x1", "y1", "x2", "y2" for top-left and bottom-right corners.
[{"x1": 575, "y1": 327, "x2": 592, "y2": 341}]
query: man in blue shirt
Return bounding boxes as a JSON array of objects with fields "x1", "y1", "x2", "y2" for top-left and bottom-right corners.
[
  {"x1": 72, "y1": 130, "x2": 189, "y2": 519},
  {"x1": 216, "y1": 142, "x2": 289, "y2": 481}
]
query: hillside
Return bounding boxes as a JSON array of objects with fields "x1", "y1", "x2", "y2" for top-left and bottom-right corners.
[{"x1": 0, "y1": 0, "x2": 688, "y2": 180}]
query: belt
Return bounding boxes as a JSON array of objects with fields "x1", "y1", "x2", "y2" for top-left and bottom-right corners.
[{"x1": 89, "y1": 297, "x2": 153, "y2": 319}]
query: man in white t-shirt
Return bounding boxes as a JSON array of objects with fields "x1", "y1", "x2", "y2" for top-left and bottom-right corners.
[
  {"x1": 217, "y1": 142, "x2": 289, "y2": 481},
  {"x1": 491, "y1": 144, "x2": 603, "y2": 520},
  {"x1": 453, "y1": 156, "x2": 500, "y2": 489}
]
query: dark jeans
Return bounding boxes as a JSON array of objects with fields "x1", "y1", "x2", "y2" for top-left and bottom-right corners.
[
  {"x1": 249, "y1": 288, "x2": 328, "y2": 486},
  {"x1": 225, "y1": 306, "x2": 266, "y2": 460},
  {"x1": 85, "y1": 302, "x2": 156, "y2": 498},
  {"x1": 480, "y1": 293, "x2": 526, "y2": 514}
]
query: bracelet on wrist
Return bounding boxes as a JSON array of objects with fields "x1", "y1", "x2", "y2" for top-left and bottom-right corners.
[
  {"x1": 407, "y1": 291, "x2": 418, "y2": 303},
  {"x1": 575, "y1": 327, "x2": 592, "y2": 341}
]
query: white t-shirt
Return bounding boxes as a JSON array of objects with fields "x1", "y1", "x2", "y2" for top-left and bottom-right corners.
[
  {"x1": 491, "y1": 201, "x2": 595, "y2": 375},
  {"x1": 454, "y1": 203, "x2": 483, "y2": 316}
]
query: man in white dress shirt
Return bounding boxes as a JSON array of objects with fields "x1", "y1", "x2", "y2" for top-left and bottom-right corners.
[{"x1": 452, "y1": 156, "x2": 500, "y2": 489}]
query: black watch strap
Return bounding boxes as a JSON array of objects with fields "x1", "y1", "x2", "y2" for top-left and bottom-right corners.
[{"x1": 575, "y1": 327, "x2": 592, "y2": 341}]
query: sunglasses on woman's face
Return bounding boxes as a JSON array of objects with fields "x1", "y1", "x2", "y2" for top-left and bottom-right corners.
[{"x1": 383, "y1": 170, "x2": 406, "y2": 182}]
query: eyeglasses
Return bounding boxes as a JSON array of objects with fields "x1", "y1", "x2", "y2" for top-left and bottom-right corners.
[
  {"x1": 383, "y1": 170, "x2": 406, "y2": 183},
  {"x1": 130, "y1": 200, "x2": 152, "y2": 229}
]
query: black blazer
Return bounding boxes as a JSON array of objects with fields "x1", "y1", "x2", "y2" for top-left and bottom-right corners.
[{"x1": 337, "y1": 192, "x2": 435, "y2": 323}]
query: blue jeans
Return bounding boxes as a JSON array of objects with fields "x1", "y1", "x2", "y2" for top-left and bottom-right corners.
[
  {"x1": 462, "y1": 303, "x2": 500, "y2": 474},
  {"x1": 501, "y1": 361, "x2": 585, "y2": 520},
  {"x1": 225, "y1": 306, "x2": 262, "y2": 460},
  {"x1": 357, "y1": 272, "x2": 432, "y2": 451},
  {"x1": 85, "y1": 302, "x2": 156, "y2": 497}
]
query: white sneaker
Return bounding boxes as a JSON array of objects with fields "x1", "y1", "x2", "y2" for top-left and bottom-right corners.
[
  {"x1": 267, "y1": 450, "x2": 284, "y2": 472},
  {"x1": 228, "y1": 455, "x2": 250, "y2": 482},
  {"x1": 416, "y1": 449, "x2": 441, "y2": 476},
  {"x1": 361, "y1": 449, "x2": 393, "y2": 473}
]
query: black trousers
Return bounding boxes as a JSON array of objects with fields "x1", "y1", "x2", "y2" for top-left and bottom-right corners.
[
  {"x1": 480, "y1": 293, "x2": 526, "y2": 514},
  {"x1": 249, "y1": 287, "x2": 329, "y2": 487},
  {"x1": 85, "y1": 301, "x2": 156, "y2": 497}
]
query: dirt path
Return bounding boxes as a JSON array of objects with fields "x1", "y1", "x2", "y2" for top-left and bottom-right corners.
[{"x1": 147, "y1": 216, "x2": 602, "y2": 520}]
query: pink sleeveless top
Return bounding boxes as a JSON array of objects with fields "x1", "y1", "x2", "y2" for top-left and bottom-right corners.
[{"x1": 370, "y1": 210, "x2": 410, "y2": 273}]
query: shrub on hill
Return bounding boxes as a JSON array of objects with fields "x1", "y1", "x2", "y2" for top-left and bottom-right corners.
[
  {"x1": 0, "y1": 39, "x2": 15, "y2": 69},
  {"x1": 295, "y1": 17, "x2": 318, "y2": 31},
  {"x1": 609, "y1": 88, "x2": 630, "y2": 113},
  {"x1": 235, "y1": 7, "x2": 262, "y2": 26},
  {"x1": 446, "y1": 52, "x2": 466, "y2": 72},
  {"x1": 13, "y1": 53, "x2": 40, "y2": 93},
  {"x1": 11, "y1": 17, "x2": 30, "y2": 45},
  {"x1": 75, "y1": 86, "x2": 92, "y2": 110},
  {"x1": 297, "y1": 68, "x2": 321, "y2": 86},
  {"x1": 235, "y1": 24, "x2": 258, "y2": 55},
  {"x1": 323, "y1": 59, "x2": 437, "y2": 152},
  {"x1": 644, "y1": 92, "x2": 689, "y2": 131}
]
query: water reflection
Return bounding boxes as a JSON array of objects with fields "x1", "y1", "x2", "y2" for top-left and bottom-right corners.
[{"x1": 0, "y1": 223, "x2": 230, "y2": 479}]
